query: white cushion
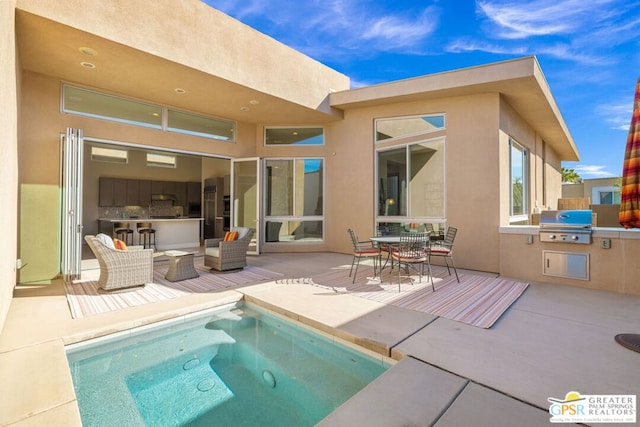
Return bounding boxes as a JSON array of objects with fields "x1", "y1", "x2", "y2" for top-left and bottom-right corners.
[
  {"x1": 205, "y1": 247, "x2": 220, "y2": 257},
  {"x1": 95, "y1": 233, "x2": 115, "y2": 250}
]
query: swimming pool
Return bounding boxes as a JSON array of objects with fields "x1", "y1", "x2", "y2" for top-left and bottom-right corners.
[{"x1": 66, "y1": 303, "x2": 390, "y2": 426}]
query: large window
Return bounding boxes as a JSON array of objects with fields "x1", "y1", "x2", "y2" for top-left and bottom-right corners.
[
  {"x1": 375, "y1": 114, "x2": 445, "y2": 142},
  {"x1": 264, "y1": 158, "x2": 324, "y2": 242},
  {"x1": 62, "y1": 84, "x2": 235, "y2": 141},
  {"x1": 376, "y1": 137, "x2": 445, "y2": 230},
  {"x1": 265, "y1": 127, "x2": 324, "y2": 146},
  {"x1": 510, "y1": 138, "x2": 528, "y2": 220}
]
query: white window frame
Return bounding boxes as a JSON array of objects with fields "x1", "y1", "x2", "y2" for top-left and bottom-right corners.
[{"x1": 509, "y1": 138, "x2": 529, "y2": 222}]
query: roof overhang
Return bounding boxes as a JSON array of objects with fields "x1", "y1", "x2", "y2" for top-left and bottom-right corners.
[
  {"x1": 15, "y1": 0, "x2": 349, "y2": 125},
  {"x1": 330, "y1": 57, "x2": 579, "y2": 161}
]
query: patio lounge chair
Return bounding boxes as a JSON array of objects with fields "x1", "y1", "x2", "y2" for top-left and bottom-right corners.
[
  {"x1": 84, "y1": 234, "x2": 154, "y2": 291},
  {"x1": 204, "y1": 227, "x2": 254, "y2": 271},
  {"x1": 426, "y1": 226, "x2": 459, "y2": 282}
]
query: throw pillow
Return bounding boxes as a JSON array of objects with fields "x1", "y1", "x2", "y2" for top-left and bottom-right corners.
[
  {"x1": 95, "y1": 233, "x2": 116, "y2": 250},
  {"x1": 114, "y1": 238, "x2": 128, "y2": 251},
  {"x1": 223, "y1": 231, "x2": 239, "y2": 241}
]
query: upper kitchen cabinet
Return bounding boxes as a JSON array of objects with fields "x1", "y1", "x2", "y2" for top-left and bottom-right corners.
[
  {"x1": 151, "y1": 180, "x2": 176, "y2": 196},
  {"x1": 126, "y1": 179, "x2": 139, "y2": 205},
  {"x1": 174, "y1": 182, "x2": 187, "y2": 208},
  {"x1": 99, "y1": 177, "x2": 127, "y2": 206},
  {"x1": 138, "y1": 180, "x2": 151, "y2": 206},
  {"x1": 187, "y1": 182, "x2": 201, "y2": 205}
]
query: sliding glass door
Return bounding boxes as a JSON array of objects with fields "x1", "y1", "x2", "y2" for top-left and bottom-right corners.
[{"x1": 231, "y1": 158, "x2": 261, "y2": 254}]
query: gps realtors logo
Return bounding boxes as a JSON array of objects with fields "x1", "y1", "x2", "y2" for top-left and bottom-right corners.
[{"x1": 548, "y1": 391, "x2": 636, "y2": 423}]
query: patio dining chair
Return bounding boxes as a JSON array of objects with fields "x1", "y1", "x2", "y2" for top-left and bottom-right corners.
[
  {"x1": 391, "y1": 232, "x2": 434, "y2": 292},
  {"x1": 426, "y1": 226, "x2": 459, "y2": 282},
  {"x1": 347, "y1": 229, "x2": 380, "y2": 283}
]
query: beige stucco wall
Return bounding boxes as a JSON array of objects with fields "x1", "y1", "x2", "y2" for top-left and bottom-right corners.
[
  {"x1": 0, "y1": 0, "x2": 19, "y2": 331},
  {"x1": 312, "y1": 93, "x2": 507, "y2": 272}
]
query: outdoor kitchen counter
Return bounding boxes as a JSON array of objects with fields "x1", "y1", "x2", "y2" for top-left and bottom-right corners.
[
  {"x1": 499, "y1": 225, "x2": 640, "y2": 239},
  {"x1": 498, "y1": 225, "x2": 640, "y2": 295},
  {"x1": 98, "y1": 218, "x2": 203, "y2": 250}
]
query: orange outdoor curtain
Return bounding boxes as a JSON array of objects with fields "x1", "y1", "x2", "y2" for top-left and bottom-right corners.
[{"x1": 619, "y1": 77, "x2": 640, "y2": 228}]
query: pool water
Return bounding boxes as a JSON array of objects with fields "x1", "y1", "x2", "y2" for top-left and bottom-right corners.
[{"x1": 66, "y1": 303, "x2": 389, "y2": 426}]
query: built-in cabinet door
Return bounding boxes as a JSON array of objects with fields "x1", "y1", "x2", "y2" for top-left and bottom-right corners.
[
  {"x1": 98, "y1": 177, "x2": 115, "y2": 207},
  {"x1": 113, "y1": 179, "x2": 127, "y2": 206},
  {"x1": 126, "y1": 179, "x2": 139, "y2": 205},
  {"x1": 187, "y1": 182, "x2": 201, "y2": 204},
  {"x1": 138, "y1": 180, "x2": 151, "y2": 206},
  {"x1": 175, "y1": 182, "x2": 187, "y2": 208},
  {"x1": 99, "y1": 177, "x2": 127, "y2": 207}
]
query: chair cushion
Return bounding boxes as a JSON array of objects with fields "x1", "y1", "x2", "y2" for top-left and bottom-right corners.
[
  {"x1": 113, "y1": 238, "x2": 128, "y2": 251},
  {"x1": 224, "y1": 231, "x2": 239, "y2": 241},
  {"x1": 392, "y1": 251, "x2": 426, "y2": 262},
  {"x1": 355, "y1": 248, "x2": 379, "y2": 256},
  {"x1": 429, "y1": 247, "x2": 451, "y2": 255},
  {"x1": 95, "y1": 233, "x2": 115, "y2": 249},
  {"x1": 205, "y1": 247, "x2": 220, "y2": 257}
]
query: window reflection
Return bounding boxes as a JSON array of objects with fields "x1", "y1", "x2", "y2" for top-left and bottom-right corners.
[
  {"x1": 265, "y1": 158, "x2": 323, "y2": 243},
  {"x1": 377, "y1": 138, "x2": 445, "y2": 220},
  {"x1": 376, "y1": 115, "x2": 445, "y2": 142}
]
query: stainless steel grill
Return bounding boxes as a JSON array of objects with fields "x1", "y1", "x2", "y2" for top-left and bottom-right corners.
[{"x1": 539, "y1": 210, "x2": 593, "y2": 244}]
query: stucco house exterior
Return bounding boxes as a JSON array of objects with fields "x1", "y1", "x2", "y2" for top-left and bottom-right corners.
[{"x1": 3, "y1": 0, "x2": 638, "y2": 331}]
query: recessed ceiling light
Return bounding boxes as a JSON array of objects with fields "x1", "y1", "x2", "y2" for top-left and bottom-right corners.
[
  {"x1": 78, "y1": 47, "x2": 98, "y2": 56},
  {"x1": 174, "y1": 88, "x2": 186, "y2": 94},
  {"x1": 249, "y1": 100, "x2": 259, "y2": 105},
  {"x1": 240, "y1": 106, "x2": 250, "y2": 111},
  {"x1": 80, "y1": 62, "x2": 95, "y2": 69}
]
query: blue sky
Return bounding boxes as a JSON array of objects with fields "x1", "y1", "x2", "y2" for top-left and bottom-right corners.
[{"x1": 205, "y1": 0, "x2": 640, "y2": 179}]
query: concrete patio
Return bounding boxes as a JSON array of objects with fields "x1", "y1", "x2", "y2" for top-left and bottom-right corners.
[{"x1": 1, "y1": 252, "x2": 638, "y2": 426}]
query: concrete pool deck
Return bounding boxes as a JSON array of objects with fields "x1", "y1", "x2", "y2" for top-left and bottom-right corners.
[{"x1": 1, "y1": 252, "x2": 638, "y2": 426}]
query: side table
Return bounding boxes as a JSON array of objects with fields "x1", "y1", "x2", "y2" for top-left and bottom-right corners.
[{"x1": 164, "y1": 250, "x2": 199, "y2": 282}]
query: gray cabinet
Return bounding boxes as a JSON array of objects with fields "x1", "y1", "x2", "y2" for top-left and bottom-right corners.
[
  {"x1": 174, "y1": 182, "x2": 187, "y2": 207},
  {"x1": 126, "y1": 179, "x2": 139, "y2": 205},
  {"x1": 99, "y1": 177, "x2": 127, "y2": 206},
  {"x1": 187, "y1": 182, "x2": 201, "y2": 204},
  {"x1": 138, "y1": 180, "x2": 151, "y2": 206},
  {"x1": 99, "y1": 178, "x2": 198, "y2": 207}
]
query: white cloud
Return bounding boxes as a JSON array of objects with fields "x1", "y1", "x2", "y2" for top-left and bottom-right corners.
[
  {"x1": 476, "y1": 0, "x2": 618, "y2": 39},
  {"x1": 572, "y1": 164, "x2": 616, "y2": 178},
  {"x1": 205, "y1": 1, "x2": 440, "y2": 57},
  {"x1": 596, "y1": 101, "x2": 634, "y2": 131}
]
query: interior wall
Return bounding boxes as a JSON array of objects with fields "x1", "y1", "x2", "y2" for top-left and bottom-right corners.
[{"x1": 0, "y1": 0, "x2": 19, "y2": 331}]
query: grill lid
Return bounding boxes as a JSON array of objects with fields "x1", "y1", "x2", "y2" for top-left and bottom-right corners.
[{"x1": 539, "y1": 210, "x2": 592, "y2": 229}]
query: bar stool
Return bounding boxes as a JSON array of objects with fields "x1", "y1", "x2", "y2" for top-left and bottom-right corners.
[
  {"x1": 137, "y1": 222, "x2": 157, "y2": 250},
  {"x1": 112, "y1": 222, "x2": 133, "y2": 245}
]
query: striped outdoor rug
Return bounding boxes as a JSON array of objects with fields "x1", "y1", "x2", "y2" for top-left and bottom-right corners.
[
  {"x1": 285, "y1": 264, "x2": 529, "y2": 328},
  {"x1": 65, "y1": 262, "x2": 283, "y2": 319}
]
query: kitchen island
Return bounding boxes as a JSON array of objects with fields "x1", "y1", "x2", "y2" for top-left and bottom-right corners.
[{"x1": 98, "y1": 218, "x2": 203, "y2": 250}]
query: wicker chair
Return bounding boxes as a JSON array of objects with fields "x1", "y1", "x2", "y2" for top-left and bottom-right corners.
[
  {"x1": 84, "y1": 234, "x2": 154, "y2": 291},
  {"x1": 204, "y1": 227, "x2": 255, "y2": 271}
]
